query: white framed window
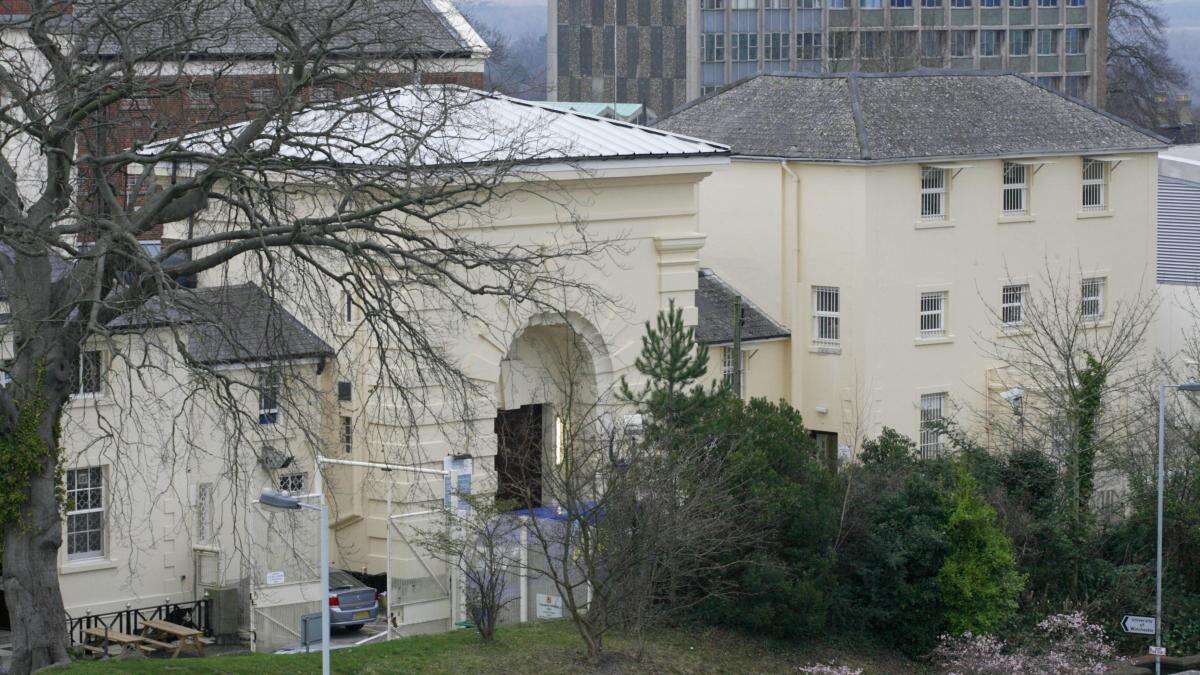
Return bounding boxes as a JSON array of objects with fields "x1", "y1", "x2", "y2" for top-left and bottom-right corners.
[
  {"x1": 1082, "y1": 158, "x2": 1108, "y2": 210},
  {"x1": 764, "y1": 32, "x2": 790, "y2": 61},
  {"x1": 258, "y1": 369, "x2": 281, "y2": 424},
  {"x1": 1081, "y1": 277, "x2": 1105, "y2": 320},
  {"x1": 919, "y1": 393, "x2": 947, "y2": 458},
  {"x1": 66, "y1": 467, "x2": 105, "y2": 561},
  {"x1": 980, "y1": 30, "x2": 1003, "y2": 56},
  {"x1": 797, "y1": 32, "x2": 823, "y2": 60},
  {"x1": 1009, "y1": 29, "x2": 1031, "y2": 56},
  {"x1": 951, "y1": 30, "x2": 974, "y2": 57},
  {"x1": 1037, "y1": 29, "x2": 1058, "y2": 56},
  {"x1": 279, "y1": 473, "x2": 306, "y2": 493},
  {"x1": 702, "y1": 33, "x2": 725, "y2": 62},
  {"x1": 1001, "y1": 284, "x2": 1027, "y2": 326},
  {"x1": 730, "y1": 33, "x2": 758, "y2": 62},
  {"x1": 74, "y1": 350, "x2": 103, "y2": 396},
  {"x1": 341, "y1": 415, "x2": 353, "y2": 454},
  {"x1": 1002, "y1": 162, "x2": 1029, "y2": 214},
  {"x1": 722, "y1": 347, "x2": 745, "y2": 397},
  {"x1": 196, "y1": 482, "x2": 214, "y2": 544},
  {"x1": 920, "y1": 167, "x2": 947, "y2": 220},
  {"x1": 919, "y1": 291, "x2": 947, "y2": 338},
  {"x1": 813, "y1": 286, "x2": 840, "y2": 346}
]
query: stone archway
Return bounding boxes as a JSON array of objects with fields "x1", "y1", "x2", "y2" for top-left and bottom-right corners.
[{"x1": 493, "y1": 312, "x2": 611, "y2": 508}]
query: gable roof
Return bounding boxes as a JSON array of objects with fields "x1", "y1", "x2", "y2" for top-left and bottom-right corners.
[
  {"x1": 147, "y1": 85, "x2": 729, "y2": 169},
  {"x1": 74, "y1": 0, "x2": 487, "y2": 60},
  {"x1": 656, "y1": 72, "x2": 1167, "y2": 162},
  {"x1": 111, "y1": 284, "x2": 334, "y2": 365},
  {"x1": 695, "y1": 269, "x2": 789, "y2": 345}
]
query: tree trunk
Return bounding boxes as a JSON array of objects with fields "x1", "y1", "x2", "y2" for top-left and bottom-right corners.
[{"x1": 3, "y1": 449, "x2": 71, "y2": 673}]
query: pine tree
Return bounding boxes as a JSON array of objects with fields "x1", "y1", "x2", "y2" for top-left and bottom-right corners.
[{"x1": 619, "y1": 299, "x2": 711, "y2": 431}]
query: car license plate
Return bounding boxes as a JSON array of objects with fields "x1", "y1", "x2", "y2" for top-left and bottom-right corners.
[{"x1": 354, "y1": 610, "x2": 370, "y2": 620}]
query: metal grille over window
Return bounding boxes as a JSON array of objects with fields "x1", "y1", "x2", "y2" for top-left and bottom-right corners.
[
  {"x1": 1003, "y1": 162, "x2": 1028, "y2": 214},
  {"x1": 279, "y1": 473, "x2": 306, "y2": 493},
  {"x1": 74, "y1": 351, "x2": 103, "y2": 395},
  {"x1": 921, "y1": 167, "x2": 947, "y2": 220},
  {"x1": 196, "y1": 483, "x2": 214, "y2": 543},
  {"x1": 813, "y1": 286, "x2": 840, "y2": 345},
  {"x1": 259, "y1": 369, "x2": 281, "y2": 424},
  {"x1": 1081, "y1": 277, "x2": 1105, "y2": 319},
  {"x1": 1002, "y1": 284, "x2": 1027, "y2": 326},
  {"x1": 341, "y1": 415, "x2": 353, "y2": 454},
  {"x1": 919, "y1": 291, "x2": 947, "y2": 337},
  {"x1": 721, "y1": 348, "x2": 744, "y2": 397},
  {"x1": 919, "y1": 393, "x2": 947, "y2": 458},
  {"x1": 66, "y1": 467, "x2": 104, "y2": 560},
  {"x1": 1082, "y1": 158, "x2": 1107, "y2": 210}
]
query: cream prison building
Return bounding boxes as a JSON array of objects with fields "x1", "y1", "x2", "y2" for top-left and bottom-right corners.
[
  {"x1": 659, "y1": 72, "x2": 1166, "y2": 459},
  {"x1": 16, "y1": 86, "x2": 728, "y2": 648}
]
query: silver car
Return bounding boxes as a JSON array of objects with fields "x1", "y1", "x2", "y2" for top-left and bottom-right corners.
[{"x1": 328, "y1": 570, "x2": 379, "y2": 630}]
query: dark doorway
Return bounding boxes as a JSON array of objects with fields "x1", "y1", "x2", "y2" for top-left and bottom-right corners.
[
  {"x1": 495, "y1": 404, "x2": 544, "y2": 508},
  {"x1": 809, "y1": 430, "x2": 839, "y2": 472}
]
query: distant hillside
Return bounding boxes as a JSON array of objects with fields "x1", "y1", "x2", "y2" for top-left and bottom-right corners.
[
  {"x1": 460, "y1": 0, "x2": 548, "y2": 99},
  {"x1": 1163, "y1": 0, "x2": 1200, "y2": 99}
]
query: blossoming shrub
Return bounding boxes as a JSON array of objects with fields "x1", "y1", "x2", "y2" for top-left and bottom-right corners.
[{"x1": 935, "y1": 612, "x2": 1115, "y2": 675}]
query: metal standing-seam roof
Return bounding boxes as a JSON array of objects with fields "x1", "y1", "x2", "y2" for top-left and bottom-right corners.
[
  {"x1": 144, "y1": 85, "x2": 730, "y2": 168},
  {"x1": 695, "y1": 269, "x2": 790, "y2": 345},
  {"x1": 657, "y1": 72, "x2": 1167, "y2": 162}
]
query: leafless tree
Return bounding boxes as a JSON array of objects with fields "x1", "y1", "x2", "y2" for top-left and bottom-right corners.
[
  {"x1": 1105, "y1": 0, "x2": 1190, "y2": 128},
  {"x1": 0, "y1": 1, "x2": 618, "y2": 670},
  {"x1": 504, "y1": 318, "x2": 752, "y2": 664},
  {"x1": 977, "y1": 264, "x2": 1157, "y2": 532}
]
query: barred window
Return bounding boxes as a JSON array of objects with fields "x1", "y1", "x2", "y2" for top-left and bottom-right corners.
[
  {"x1": 765, "y1": 32, "x2": 790, "y2": 61},
  {"x1": 196, "y1": 482, "x2": 214, "y2": 543},
  {"x1": 66, "y1": 467, "x2": 105, "y2": 560},
  {"x1": 341, "y1": 415, "x2": 353, "y2": 454},
  {"x1": 73, "y1": 350, "x2": 103, "y2": 395},
  {"x1": 920, "y1": 167, "x2": 947, "y2": 220},
  {"x1": 797, "y1": 32, "x2": 823, "y2": 60},
  {"x1": 703, "y1": 33, "x2": 725, "y2": 62},
  {"x1": 1081, "y1": 277, "x2": 1105, "y2": 320},
  {"x1": 279, "y1": 473, "x2": 306, "y2": 493},
  {"x1": 919, "y1": 291, "x2": 947, "y2": 338},
  {"x1": 813, "y1": 286, "x2": 840, "y2": 345},
  {"x1": 1081, "y1": 158, "x2": 1107, "y2": 210},
  {"x1": 731, "y1": 33, "x2": 759, "y2": 62},
  {"x1": 1002, "y1": 162, "x2": 1029, "y2": 214},
  {"x1": 722, "y1": 348, "x2": 745, "y2": 397},
  {"x1": 919, "y1": 393, "x2": 947, "y2": 458},
  {"x1": 1001, "y1": 284, "x2": 1027, "y2": 326},
  {"x1": 259, "y1": 369, "x2": 281, "y2": 425}
]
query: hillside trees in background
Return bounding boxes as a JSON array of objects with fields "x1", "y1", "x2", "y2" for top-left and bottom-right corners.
[{"x1": 1106, "y1": 0, "x2": 1191, "y2": 127}]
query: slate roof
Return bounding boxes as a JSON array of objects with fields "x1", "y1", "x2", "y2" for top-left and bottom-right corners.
[
  {"x1": 109, "y1": 284, "x2": 334, "y2": 365},
  {"x1": 656, "y1": 72, "x2": 1167, "y2": 162},
  {"x1": 72, "y1": 0, "x2": 487, "y2": 60},
  {"x1": 146, "y1": 85, "x2": 729, "y2": 168},
  {"x1": 695, "y1": 269, "x2": 789, "y2": 345}
]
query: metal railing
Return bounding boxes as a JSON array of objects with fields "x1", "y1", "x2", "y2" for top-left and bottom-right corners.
[{"x1": 66, "y1": 599, "x2": 211, "y2": 647}]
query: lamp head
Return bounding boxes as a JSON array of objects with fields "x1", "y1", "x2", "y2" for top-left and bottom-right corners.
[{"x1": 259, "y1": 488, "x2": 302, "y2": 510}]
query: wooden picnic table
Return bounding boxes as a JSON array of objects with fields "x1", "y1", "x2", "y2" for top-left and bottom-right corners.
[
  {"x1": 81, "y1": 627, "x2": 156, "y2": 658},
  {"x1": 139, "y1": 618, "x2": 205, "y2": 658}
]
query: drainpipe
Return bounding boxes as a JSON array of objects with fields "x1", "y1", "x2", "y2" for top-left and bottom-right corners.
[{"x1": 780, "y1": 160, "x2": 801, "y2": 406}]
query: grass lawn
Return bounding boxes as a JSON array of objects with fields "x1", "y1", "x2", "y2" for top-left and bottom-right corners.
[{"x1": 62, "y1": 620, "x2": 927, "y2": 674}]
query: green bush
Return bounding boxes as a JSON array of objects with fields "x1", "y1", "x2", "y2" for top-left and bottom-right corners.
[
  {"x1": 688, "y1": 396, "x2": 841, "y2": 640},
  {"x1": 937, "y1": 469, "x2": 1026, "y2": 635}
]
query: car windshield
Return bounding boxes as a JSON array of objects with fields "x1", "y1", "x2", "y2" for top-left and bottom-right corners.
[{"x1": 328, "y1": 571, "x2": 361, "y2": 590}]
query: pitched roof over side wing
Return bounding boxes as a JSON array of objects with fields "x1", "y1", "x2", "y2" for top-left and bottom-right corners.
[
  {"x1": 695, "y1": 269, "x2": 790, "y2": 345},
  {"x1": 656, "y1": 72, "x2": 1166, "y2": 162}
]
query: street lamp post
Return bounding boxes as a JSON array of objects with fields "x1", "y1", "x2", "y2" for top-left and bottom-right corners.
[
  {"x1": 259, "y1": 489, "x2": 330, "y2": 675},
  {"x1": 1155, "y1": 382, "x2": 1200, "y2": 675}
]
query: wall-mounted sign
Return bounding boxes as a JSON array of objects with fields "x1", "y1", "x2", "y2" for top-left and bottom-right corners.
[
  {"x1": 536, "y1": 593, "x2": 562, "y2": 619},
  {"x1": 265, "y1": 570, "x2": 286, "y2": 585}
]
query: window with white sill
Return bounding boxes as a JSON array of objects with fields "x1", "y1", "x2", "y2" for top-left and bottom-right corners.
[
  {"x1": 919, "y1": 393, "x2": 947, "y2": 458},
  {"x1": 66, "y1": 467, "x2": 105, "y2": 561},
  {"x1": 920, "y1": 167, "x2": 948, "y2": 220},
  {"x1": 1081, "y1": 277, "x2": 1105, "y2": 320},
  {"x1": 1001, "y1": 284, "x2": 1028, "y2": 326},
  {"x1": 919, "y1": 291, "x2": 947, "y2": 338}
]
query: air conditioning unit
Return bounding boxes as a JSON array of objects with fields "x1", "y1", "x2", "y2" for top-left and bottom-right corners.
[{"x1": 206, "y1": 585, "x2": 243, "y2": 642}]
